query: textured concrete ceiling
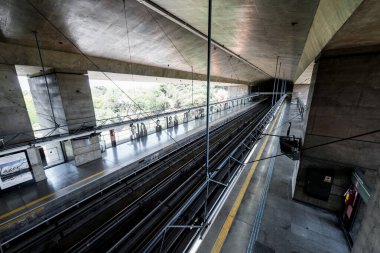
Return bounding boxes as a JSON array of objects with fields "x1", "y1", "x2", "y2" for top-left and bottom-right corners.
[
  {"x1": 0, "y1": 0, "x2": 319, "y2": 83},
  {"x1": 151, "y1": 0, "x2": 319, "y2": 80},
  {"x1": 325, "y1": 0, "x2": 380, "y2": 51}
]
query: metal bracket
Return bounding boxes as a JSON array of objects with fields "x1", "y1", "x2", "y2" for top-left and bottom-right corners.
[
  {"x1": 167, "y1": 225, "x2": 203, "y2": 229},
  {"x1": 229, "y1": 155, "x2": 245, "y2": 165},
  {"x1": 208, "y1": 178, "x2": 227, "y2": 187}
]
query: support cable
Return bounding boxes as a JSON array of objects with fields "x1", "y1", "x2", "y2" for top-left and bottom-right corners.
[
  {"x1": 240, "y1": 128, "x2": 380, "y2": 165},
  {"x1": 142, "y1": 5, "x2": 193, "y2": 71}
]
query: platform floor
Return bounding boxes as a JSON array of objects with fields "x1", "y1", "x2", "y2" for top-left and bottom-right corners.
[
  {"x1": 0, "y1": 102, "x2": 256, "y2": 223},
  {"x1": 197, "y1": 98, "x2": 349, "y2": 253}
]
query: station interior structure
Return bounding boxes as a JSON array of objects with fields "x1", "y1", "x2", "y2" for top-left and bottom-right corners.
[{"x1": 0, "y1": 0, "x2": 379, "y2": 252}]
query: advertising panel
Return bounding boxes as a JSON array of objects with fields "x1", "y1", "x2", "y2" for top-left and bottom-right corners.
[{"x1": 0, "y1": 152, "x2": 33, "y2": 190}]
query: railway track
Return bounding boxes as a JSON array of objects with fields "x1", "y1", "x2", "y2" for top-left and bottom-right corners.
[{"x1": 1, "y1": 100, "x2": 271, "y2": 253}]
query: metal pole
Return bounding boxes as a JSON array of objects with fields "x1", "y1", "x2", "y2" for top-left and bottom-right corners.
[
  {"x1": 33, "y1": 31, "x2": 57, "y2": 127},
  {"x1": 272, "y1": 56, "x2": 279, "y2": 106},
  {"x1": 204, "y1": 0, "x2": 213, "y2": 223},
  {"x1": 192, "y1": 66, "x2": 194, "y2": 105},
  {"x1": 275, "y1": 62, "x2": 281, "y2": 104},
  {"x1": 281, "y1": 71, "x2": 284, "y2": 96}
]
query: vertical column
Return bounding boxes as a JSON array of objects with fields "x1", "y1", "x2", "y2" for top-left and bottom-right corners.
[
  {"x1": 28, "y1": 69, "x2": 96, "y2": 135},
  {"x1": 0, "y1": 64, "x2": 34, "y2": 146},
  {"x1": 28, "y1": 69, "x2": 101, "y2": 166},
  {"x1": 26, "y1": 147, "x2": 47, "y2": 182},
  {"x1": 293, "y1": 52, "x2": 380, "y2": 211}
]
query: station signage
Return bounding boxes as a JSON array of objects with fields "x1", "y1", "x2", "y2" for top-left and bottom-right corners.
[{"x1": 0, "y1": 152, "x2": 33, "y2": 190}]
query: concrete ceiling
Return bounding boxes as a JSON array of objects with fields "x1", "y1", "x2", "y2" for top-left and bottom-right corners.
[
  {"x1": 0, "y1": 0, "x2": 319, "y2": 83},
  {"x1": 151, "y1": 0, "x2": 319, "y2": 81},
  {"x1": 325, "y1": 0, "x2": 380, "y2": 52}
]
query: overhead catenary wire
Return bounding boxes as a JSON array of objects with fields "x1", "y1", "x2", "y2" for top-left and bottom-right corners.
[{"x1": 241, "y1": 128, "x2": 380, "y2": 165}]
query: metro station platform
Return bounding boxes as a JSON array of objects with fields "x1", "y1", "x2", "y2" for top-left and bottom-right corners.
[
  {"x1": 0, "y1": 100, "x2": 260, "y2": 239},
  {"x1": 197, "y1": 98, "x2": 349, "y2": 253}
]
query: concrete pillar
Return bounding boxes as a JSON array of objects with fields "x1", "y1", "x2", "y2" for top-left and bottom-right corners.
[
  {"x1": 26, "y1": 147, "x2": 47, "y2": 182},
  {"x1": 28, "y1": 69, "x2": 101, "y2": 165},
  {"x1": 71, "y1": 135, "x2": 102, "y2": 166},
  {"x1": 352, "y1": 171, "x2": 380, "y2": 252},
  {"x1": 28, "y1": 69, "x2": 97, "y2": 136},
  {"x1": 0, "y1": 64, "x2": 34, "y2": 146},
  {"x1": 293, "y1": 51, "x2": 380, "y2": 212}
]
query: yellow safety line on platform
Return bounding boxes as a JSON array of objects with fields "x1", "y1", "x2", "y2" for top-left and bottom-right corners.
[
  {"x1": 0, "y1": 170, "x2": 104, "y2": 222},
  {"x1": 211, "y1": 105, "x2": 283, "y2": 253},
  {"x1": 0, "y1": 194, "x2": 53, "y2": 221}
]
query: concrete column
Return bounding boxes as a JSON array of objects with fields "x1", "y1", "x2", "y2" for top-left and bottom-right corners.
[
  {"x1": 352, "y1": 171, "x2": 380, "y2": 252},
  {"x1": 293, "y1": 51, "x2": 380, "y2": 212},
  {"x1": 26, "y1": 147, "x2": 47, "y2": 182},
  {"x1": 0, "y1": 64, "x2": 34, "y2": 146},
  {"x1": 28, "y1": 69, "x2": 97, "y2": 135},
  {"x1": 71, "y1": 135, "x2": 102, "y2": 166},
  {"x1": 28, "y1": 69, "x2": 101, "y2": 165}
]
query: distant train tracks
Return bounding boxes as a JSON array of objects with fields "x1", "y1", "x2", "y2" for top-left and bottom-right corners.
[{"x1": 2, "y1": 100, "x2": 272, "y2": 253}]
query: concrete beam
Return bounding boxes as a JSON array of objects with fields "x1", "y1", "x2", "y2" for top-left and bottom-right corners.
[
  {"x1": 294, "y1": 0, "x2": 362, "y2": 81},
  {"x1": 0, "y1": 42, "x2": 250, "y2": 85}
]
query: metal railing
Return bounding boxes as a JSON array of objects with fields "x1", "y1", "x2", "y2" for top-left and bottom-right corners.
[{"x1": 0, "y1": 94, "x2": 260, "y2": 154}]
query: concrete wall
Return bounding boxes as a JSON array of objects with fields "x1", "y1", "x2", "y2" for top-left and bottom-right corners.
[
  {"x1": 0, "y1": 64, "x2": 34, "y2": 145},
  {"x1": 352, "y1": 171, "x2": 380, "y2": 252},
  {"x1": 293, "y1": 51, "x2": 380, "y2": 212}
]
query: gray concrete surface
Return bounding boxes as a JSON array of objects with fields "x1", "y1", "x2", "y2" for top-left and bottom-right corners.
[
  {"x1": 0, "y1": 0, "x2": 267, "y2": 83},
  {"x1": 256, "y1": 99, "x2": 349, "y2": 253},
  {"x1": 26, "y1": 147, "x2": 47, "y2": 182},
  {"x1": 294, "y1": 51, "x2": 380, "y2": 212},
  {"x1": 198, "y1": 98, "x2": 349, "y2": 253},
  {"x1": 28, "y1": 69, "x2": 97, "y2": 135},
  {"x1": 295, "y1": 0, "x2": 362, "y2": 80},
  {"x1": 0, "y1": 64, "x2": 34, "y2": 145},
  {"x1": 352, "y1": 171, "x2": 380, "y2": 253},
  {"x1": 71, "y1": 135, "x2": 102, "y2": 166}
]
